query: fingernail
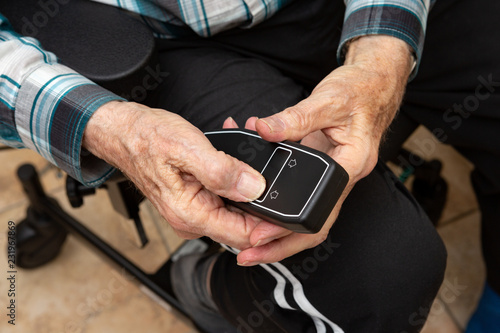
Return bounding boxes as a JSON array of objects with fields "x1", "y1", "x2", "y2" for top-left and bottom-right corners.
[
  {"x1": 237, "y1": 261, "x2": 259, "y2": 267},
  {"x1": 237, "y1": 172, "x2": 265, "y2": 201},
  {"x1": 261, "y1": 117, "x2": 285, "y2": 133},
  {"x1": 253, "y1": 238, "x2": 274, "y2": 247},
  {"x1": 227, "y1": 117, "x2": 238, "y2": 127}
]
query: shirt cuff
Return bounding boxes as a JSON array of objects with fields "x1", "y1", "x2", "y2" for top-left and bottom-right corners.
[
  {"x1": 15, "y1": 63, "x2": 125, "y2": 187},
  {"x1": 337, "y1": 0, "x2": 431, "y2": 79}
]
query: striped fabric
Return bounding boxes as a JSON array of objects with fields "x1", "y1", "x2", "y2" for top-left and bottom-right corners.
[
  {"x1": 222, "y1": 243, "x2": 346, "y2": 332},
  {"x1": 93, "y1": 0, "x2": 293, "y2": 38},
  {"x1": 0, "y1": 16, "x2": 120, "y2": 185},
  {"x1": 0, "y1": 0, "x2": 433, "y2": 186},
  {"x1": 339, "y1": 0, "x2": 435, "y2": 74}
]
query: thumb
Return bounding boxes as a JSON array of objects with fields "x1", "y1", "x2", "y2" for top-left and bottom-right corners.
[
  {"x1": 188, "y1": 145, "x2": 266, "y2": 202},
  {"x1": 255, "y1": 101, "x2": 326, "y2": 142}
]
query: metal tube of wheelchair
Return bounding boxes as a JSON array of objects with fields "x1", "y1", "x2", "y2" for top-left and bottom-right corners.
[{"x1": 40, "y1": 193, "x2": 187, "y2": 315}]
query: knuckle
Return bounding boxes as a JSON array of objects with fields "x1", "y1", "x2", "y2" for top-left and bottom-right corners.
[
  {"x1": 286, "y1": 103, "x2": 311, "y2": 128},
  {"x1": 203, "y1": 152, "x2": 234, "y2": 188},
  {"x1": 315, "y1": 232, "x2": 329, "y2": 247}
]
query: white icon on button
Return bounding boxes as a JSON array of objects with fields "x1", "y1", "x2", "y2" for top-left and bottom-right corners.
[
  {"x1": 270, "y1": 190, "x2": 279, "y2": 200},
  {"x1": 288, "y1": 159, "x2": 297, "y2": 168}
]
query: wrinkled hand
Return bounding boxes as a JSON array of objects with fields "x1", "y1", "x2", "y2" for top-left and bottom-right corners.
[
  {"x1": 83, "y1": 101, "x2": 286, "y2": 250},
  {"x1": 230, "y1": 36, "x2": 415, "y2": 265}
]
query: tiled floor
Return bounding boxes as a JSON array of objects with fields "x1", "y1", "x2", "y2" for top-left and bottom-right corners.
[
  {"x1": 402, "y1": 127, "x2": 484, "y2": 333},
  {"x1": 0, "y1": 126, "x2": 485, "y2": 333}
]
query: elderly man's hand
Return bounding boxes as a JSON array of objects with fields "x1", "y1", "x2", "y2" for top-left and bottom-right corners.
[
  {"x1": 82, "y1": 101, "x2": 286, "y2": 250},
  {"x1": 229, "y1": 35, "x2": 415, "y2": 265}
]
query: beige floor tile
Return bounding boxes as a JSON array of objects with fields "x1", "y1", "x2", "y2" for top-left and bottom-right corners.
[
  {"x1": 437, "y1": 211, "x2": 485, "y2": 330},
  {"x1": 421, "y1": 299, "x2": 461, "y2": 333},
  {"x1": 0, "y1": 186, "x2": 196, "y2": 333},
  {"x1": 56, "y1": 189, "x2": 173, "y2": 273},
  {"x1": 81, "y1": 291, "x2": 197, "y2": 333},
  {"x1": 402, "y1": 126, "x2": 478, "y2": 225}
]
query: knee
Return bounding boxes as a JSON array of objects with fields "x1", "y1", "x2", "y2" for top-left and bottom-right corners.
[
  {"x1": 331, "y1": 165, "x2": 448, "y2": 331},
  {"x1": 350, "y1": 216, "x2": 447, "y2": 332}
]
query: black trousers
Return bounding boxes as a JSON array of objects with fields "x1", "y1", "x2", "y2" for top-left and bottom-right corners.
[
  {"x1": 148, "y1": 0, "x2": 499, "y2": 331},
  {"x1": 401, "y1": 0, "x2": 500, "y2": 295}
]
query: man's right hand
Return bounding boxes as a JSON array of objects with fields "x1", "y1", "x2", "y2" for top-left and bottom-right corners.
[{"x1": 82, "y1": 101, "x2": 288, "y2": 250}]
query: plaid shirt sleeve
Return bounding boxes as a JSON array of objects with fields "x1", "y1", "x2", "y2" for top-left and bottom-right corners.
[
  {"x1": 338, "y1": 0, "x2": 437, "y2": 77},
  {"x1": 0, "y1": 14, "x2": 123, "y2": 187}
]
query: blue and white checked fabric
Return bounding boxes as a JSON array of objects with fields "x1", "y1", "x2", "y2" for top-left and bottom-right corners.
[
  {"x1": 339, "y1": 0, "x2": 435, "y2": 72},
  {"x1": 0, "y1": 0, "x2": 433, "y2": 186},
  {"x1": 0, "y1": 16, "x2": 119, "y2": 185},
  {"x1": 93, "y1": 0, "x2": 293, "y2": 37}
]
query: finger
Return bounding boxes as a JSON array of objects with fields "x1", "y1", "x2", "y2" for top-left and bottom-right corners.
[
  {"x1": 195, "y1": 154, "x2": 265, "y2": 202},
  {"x1": 237, "y1": 197, "x2": 347, "y2": 264},
  {"x1": 223, "y1": 117, "x2": 239, "y2": 129},
  {"x1": 328, "y1": 141, "x2": 378, "y2": 184},
  {"x1": 255, "y1": 99, "x2": 337, "y2": 142},
  {"x1": 225, "y1": 205, "x2": 291, "y2": 247},
  {"x1": 244, "y1": 117, "x2": 258, "y2": 130},
  {"x1": 236, "y1": 233, "x2": 319, "y2": 265},
  {"x1": 202, "y1": 204, "x2": 289, "y2": 250},
  {"x1": 187, "y1": 116, "x2": 265, "y2": 203},
  {"x1": 249, "y1": 223, "x2": 293, "y2": 247},
  {"x1": 184, "y1": 137, "x2": 266, "y2": 203},
  {"x1": 300, "y1": 130, "x2": 336, "y2": 152}
]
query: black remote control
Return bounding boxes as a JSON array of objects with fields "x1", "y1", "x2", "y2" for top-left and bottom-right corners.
[{"x1": 205, "y1": 129, "x2": 349, "y2": 233}]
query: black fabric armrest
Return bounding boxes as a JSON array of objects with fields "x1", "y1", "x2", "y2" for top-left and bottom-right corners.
[{"x1": 1, "y1": 0, "x2": 156, "y2": 96}]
